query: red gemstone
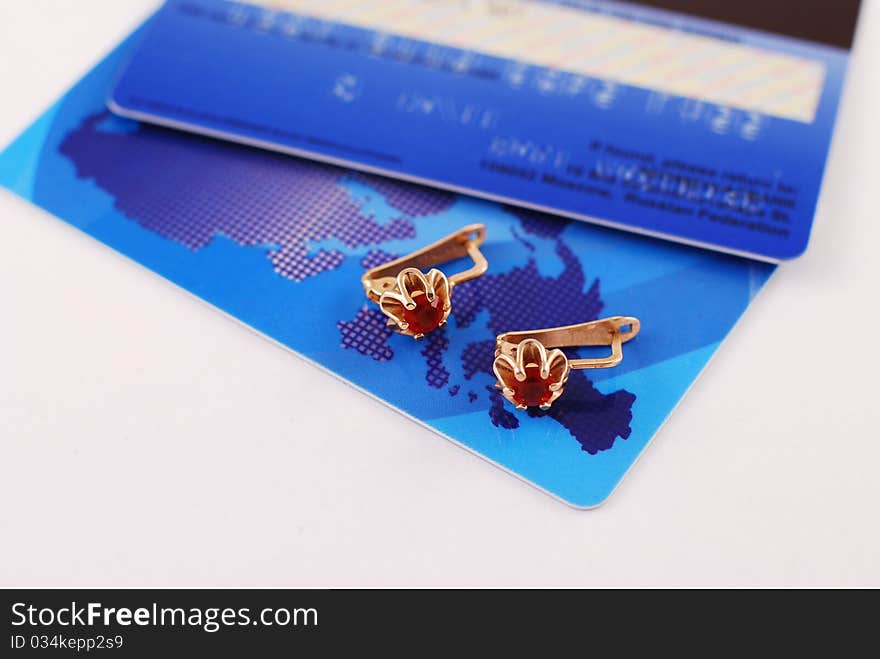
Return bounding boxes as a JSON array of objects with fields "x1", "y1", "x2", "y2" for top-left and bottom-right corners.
[
  {"x1": 511, "y1": 364, "x2": 554, "y2": 407},
  {"x1": 401, "y1": 291, "x2": 445, "y2": 335}
]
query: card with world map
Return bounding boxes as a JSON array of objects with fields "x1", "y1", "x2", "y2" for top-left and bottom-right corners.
[{"x1": 0, "y1": 26, "x2": 774, "y2": 507}]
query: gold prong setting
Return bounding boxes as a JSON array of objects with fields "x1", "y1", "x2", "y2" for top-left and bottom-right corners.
[
  {"x1": 493, "y1": 338, "x2": 570, "y2": 410},
  {"x1": 378, "y1": 268, "x2": 451, "y2": 339}
]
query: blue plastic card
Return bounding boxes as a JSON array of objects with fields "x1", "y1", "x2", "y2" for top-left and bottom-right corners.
[
  {"x1": 0, "y1": 27, "x2": 774, "y2": 507},
  {"x1": 109, "y1": 0, "x2": 854, "y2": 261}
]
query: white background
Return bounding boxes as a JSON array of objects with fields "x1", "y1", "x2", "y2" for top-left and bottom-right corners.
[{"x1": 1, "y1": 1, "x2": 878, "y2": 587}]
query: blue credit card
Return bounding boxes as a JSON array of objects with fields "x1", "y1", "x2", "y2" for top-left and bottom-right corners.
[
  {"x1": 108, "y1": 0, "x2": 855, "y2": 261},
  {"x1": 1, "y1": 24, "x2": 774, "y2": 507}
]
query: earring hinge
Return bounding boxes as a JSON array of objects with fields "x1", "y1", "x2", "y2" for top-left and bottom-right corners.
[
  {"x1": 362, "y1": 224, "x2": 487, "y2": 302},
  {"x1": 496, "y1": 316, "x2": 640, "y2": 369}
]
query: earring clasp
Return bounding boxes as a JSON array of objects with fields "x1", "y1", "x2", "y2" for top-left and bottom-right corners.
[
  {"x1": 496, "y1": 316, "x2": 640, "y2": 370},
  {"x1": 361, "y1": 224, "x2": 487, "y2": 304}
]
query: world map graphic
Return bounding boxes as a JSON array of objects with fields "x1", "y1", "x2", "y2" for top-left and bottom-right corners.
[{"x1": 60, "y1": 111, "x2": 635, "y2": 454}]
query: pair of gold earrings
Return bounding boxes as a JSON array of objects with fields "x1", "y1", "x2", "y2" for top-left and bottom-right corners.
[{"x1": 361, "y1": 224, "x2": 640, "y2": 410}]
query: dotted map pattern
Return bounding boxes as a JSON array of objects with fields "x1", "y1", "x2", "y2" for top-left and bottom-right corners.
[{"x1": 60, "y1": 112, "x2": 635, "y2": 454}]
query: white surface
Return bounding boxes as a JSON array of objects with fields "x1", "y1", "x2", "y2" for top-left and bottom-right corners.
[{"x1": 1, "y1": 1, "x2": 878, "y2": 587}]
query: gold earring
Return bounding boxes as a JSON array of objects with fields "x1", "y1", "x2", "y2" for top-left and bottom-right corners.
[
  {"x1": 361, "y1": 224, "x2": 487, "y2": 339},
  {"x1": 493, "y1": 316, "x2": 640, "y2": 409}
]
